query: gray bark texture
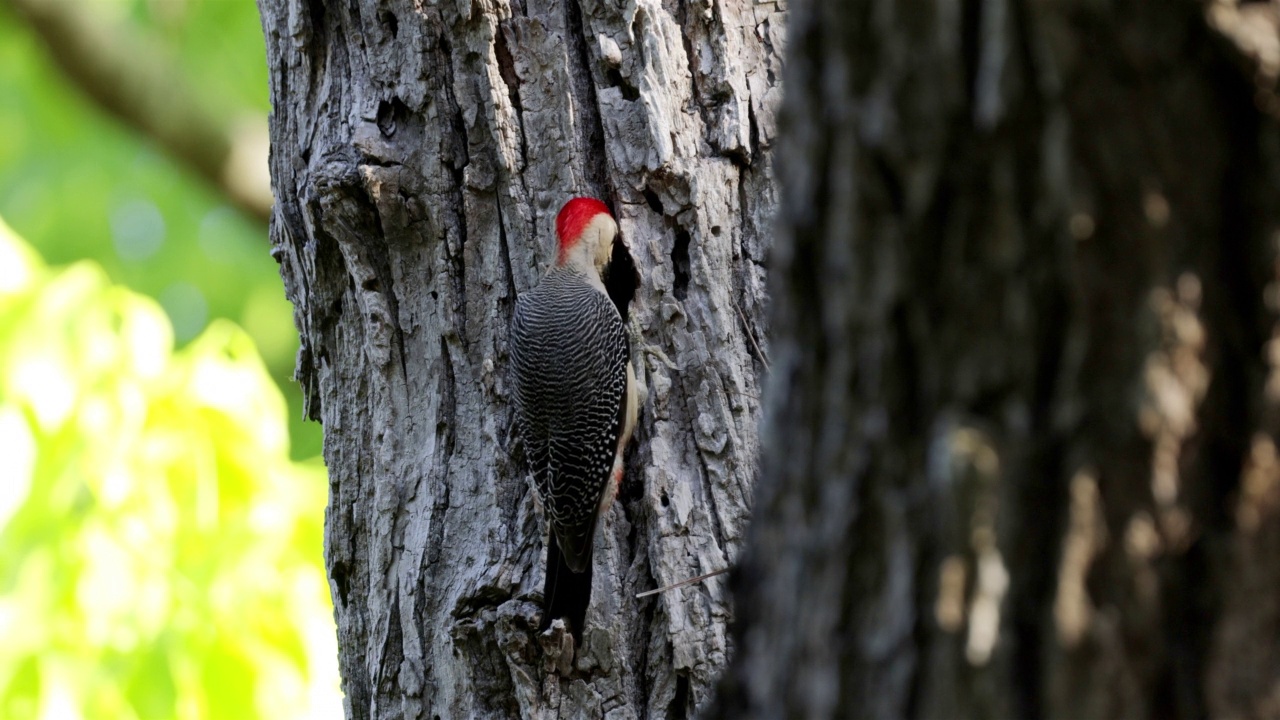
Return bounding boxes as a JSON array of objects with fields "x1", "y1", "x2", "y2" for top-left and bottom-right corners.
[
  {"x1": 712, "y1": 0, "x2": 1280, "y2": 719},
  {"x1": 256, "y1": 0, "x2": 782, "y2": 716}
]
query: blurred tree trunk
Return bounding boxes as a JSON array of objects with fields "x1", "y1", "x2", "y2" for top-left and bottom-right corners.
[
  {"x1": 256, "y1": 0, "x2": 782, "y2": 717},
  {"x1": 712, "y1": 0, "x2": 1280, "y2": 718}
]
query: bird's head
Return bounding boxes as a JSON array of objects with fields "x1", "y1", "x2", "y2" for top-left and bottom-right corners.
[{"x1": 555, "y1": 197, "x2": 617, "y2": 273}]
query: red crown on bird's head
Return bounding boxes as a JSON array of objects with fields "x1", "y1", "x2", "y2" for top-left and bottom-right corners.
[{"x1": 556, "y1": 197, "x2": 612, "y2": 264}]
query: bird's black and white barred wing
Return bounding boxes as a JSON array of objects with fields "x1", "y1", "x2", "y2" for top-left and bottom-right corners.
[{"x1": 509, "y1": 271, "x2": 628, "y2": 570}]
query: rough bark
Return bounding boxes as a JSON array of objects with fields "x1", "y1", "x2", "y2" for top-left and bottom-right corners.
[
  {"x1": 713, "y1": 0, "x2": 1280, "y2": 718},
  {"x1": 256, "y1": 0, "x2": 782, "y2": 716}
]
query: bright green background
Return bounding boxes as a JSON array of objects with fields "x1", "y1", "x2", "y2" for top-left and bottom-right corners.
[
  {"x1": 0, "y1": 0, "x2": 320, "y2": 458},
  {"x1": 0, "y1": 0, "x2": 340, "y2": 717}
]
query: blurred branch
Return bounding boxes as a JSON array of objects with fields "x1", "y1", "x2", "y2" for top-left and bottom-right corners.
[{"x1": 6, "y1": 0, "x2": 273, "y2": 225}]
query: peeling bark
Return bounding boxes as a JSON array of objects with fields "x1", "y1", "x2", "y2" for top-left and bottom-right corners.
[
  {"x1": 257, "y1": 0, "x2": 783, "y2": 716},
  {"x1": 712, "y1": 1, "x2": 1280, "y2": 719}
]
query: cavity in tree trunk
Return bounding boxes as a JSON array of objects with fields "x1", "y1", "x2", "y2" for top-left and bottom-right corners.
[
  {"x1": 257, "y1": 0, "x2": 783, "y2": 716},
  {"x1": 713, "y1": 1, "x2": 1280, "y2": 719}
]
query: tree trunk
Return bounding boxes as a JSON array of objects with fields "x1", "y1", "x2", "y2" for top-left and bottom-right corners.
[
  {"x1": 713, "y1": 0, "x2": 1280, "y2": 718},
  {"x1": 257, "y1": 0, "x2": 783, "y2": 716}
]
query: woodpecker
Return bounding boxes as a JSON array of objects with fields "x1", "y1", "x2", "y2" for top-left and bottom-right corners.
[{"x1": 509, "y1": 197, "x2": 639, "y2": 642}]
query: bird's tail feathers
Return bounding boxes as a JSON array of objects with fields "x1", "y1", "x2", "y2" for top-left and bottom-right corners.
[{"x1": 541, "y1": 532, "x2": 593, "y2": 642}]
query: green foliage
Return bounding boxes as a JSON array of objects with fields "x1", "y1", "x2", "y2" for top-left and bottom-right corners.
[
  {"x1": 0, "y1": 219, "x2": 341, "y2": 720},
  {"x1": 0, "y1": 1, "x2": 320, "y2": 459}
]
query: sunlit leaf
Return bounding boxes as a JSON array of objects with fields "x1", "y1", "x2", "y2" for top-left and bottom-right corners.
[{"x1": 0, "y1": 221, "x2": 341, "y2": 720}]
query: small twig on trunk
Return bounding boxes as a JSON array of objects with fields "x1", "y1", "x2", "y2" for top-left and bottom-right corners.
[
  {"x1": 636, "y1": 568, "x2": 730, "y2": 599},
  {"x1": 735, "y1": 300, "x2": 770, "y2": 370}
]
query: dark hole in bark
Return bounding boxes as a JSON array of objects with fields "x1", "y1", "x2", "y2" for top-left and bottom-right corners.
[
  {"x1": 606, "y1": 68, "x2": 641, "y2": 101},
  {"x1": 361, "y1": 276, "x2": 381, "y2": 292},
  {"x1": 376, "y1": 98, "x2": 407, "y2": 138},
  {"x1": 603, "y1": 236, "x2": 639, "y2": 321},
  {"x1": 643, "y1": 188, "x2": 665, "y2": 215},
  {"x1": 331, "y1": 561, "x2": 350, "y2": 604},
  {"x1": 379, "y1": 10, "x2": 398, "y2": 38},
  {"x1": 305, "y1": 0, "x2": 325, "y2": 36},
  {"x1": 672, "y1": 228, "x2": 691, "y2": 300},
  {"x1": 494, "y1": 27, "x2": 523, "y2": 111},
  {"x1": 660, "y1": 490, "x2": 670, "y2": 508},
  {"x1": 621, "y1": 457, "x2": 644, "y2": 504},
  {"x1": 670, "y1": 671, "x2": 690, "y2": 719},
  {"x1": 724, "y1": 145, "x2": 750, "y2": 169}
]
